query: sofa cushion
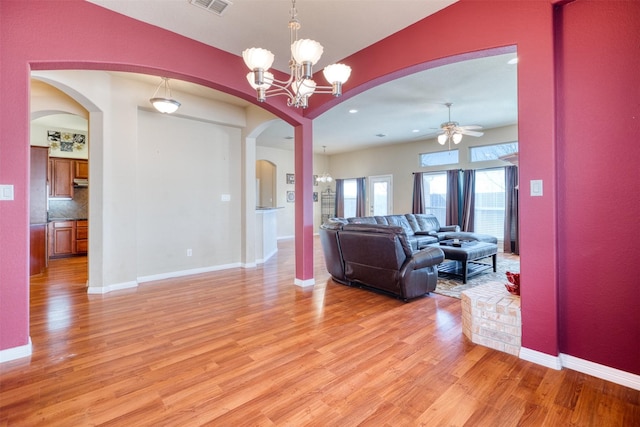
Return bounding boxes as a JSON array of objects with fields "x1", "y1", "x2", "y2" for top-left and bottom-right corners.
[
  {"x1": 385, "y1": 215, "x2": 415, "y2": 237},
  {"x1": 410, "y1": 214, "x2": 442, "y2": 233},
  {"x1": 347, "y1": 216, "x2": 377, "y2": 225}
]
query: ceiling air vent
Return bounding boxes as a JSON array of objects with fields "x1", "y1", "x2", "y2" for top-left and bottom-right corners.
[{"x1": 190, "y1": 0, "x2": 233, "y2": 16}]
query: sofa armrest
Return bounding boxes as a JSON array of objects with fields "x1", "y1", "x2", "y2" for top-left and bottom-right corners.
[
  {"x1": 439, "y1": 225, "x2": 460, "y2": 232},
  {"x1": 411, "y1": 247, "x2": 444, "y2": 270},
  {"x1": 414, "y1": 230, "x2": 433, "y2": 236}
]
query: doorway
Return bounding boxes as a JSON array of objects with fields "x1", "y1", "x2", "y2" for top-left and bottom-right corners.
[{"x1": 369, "y1": 175, "x2": 393, "y2": 216}]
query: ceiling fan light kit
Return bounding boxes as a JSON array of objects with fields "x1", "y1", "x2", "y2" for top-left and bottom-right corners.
[
  {"x1": 242, "y1": 0, "x2": 351, "y2": 108},
  {"x1": 437, "y1": 102, "x2": 483, "y2": 149}
]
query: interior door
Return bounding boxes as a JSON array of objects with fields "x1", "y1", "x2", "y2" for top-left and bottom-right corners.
[{"x1": 369, "y1": 175, "x2": 392, "y2": 216}]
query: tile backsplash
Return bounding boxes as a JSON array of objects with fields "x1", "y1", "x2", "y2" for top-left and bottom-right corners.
[{"x1": 49, "y1": 187, "x2": 88, "y2": 220}]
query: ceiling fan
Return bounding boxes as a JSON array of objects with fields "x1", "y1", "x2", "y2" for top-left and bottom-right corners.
[{"x1": 437, "y1": 102, "x2": 484, "y2": 148}]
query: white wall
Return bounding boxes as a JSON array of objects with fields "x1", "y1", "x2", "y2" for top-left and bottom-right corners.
[
  {"x1": 136, "y1": 110, "x2": 242, "y2": 276},
  {"x1": 329, "y1": 125, "x2": 518, "y2": 215}
]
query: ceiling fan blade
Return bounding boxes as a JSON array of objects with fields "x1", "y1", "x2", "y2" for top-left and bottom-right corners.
[
  {"x1": 460, "y1": 129, "x2": 484, "y2": 137},
  {"x1": 459, "y1": 125, "x2": 483, "y2": 130}
]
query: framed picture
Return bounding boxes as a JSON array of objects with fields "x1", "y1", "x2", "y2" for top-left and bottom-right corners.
[
  {"x1": 313, "y1": 175, "x2": 318, "y2": 186},
  {"x1": 286, "y1": 173, "x2": 295, "y2": 184},
  {"x1": 286, "y1": 191, "x2": 295, "y2": 202},
  {"x1": 313, "y1": 192, "x2": 318, "y2": 202}
]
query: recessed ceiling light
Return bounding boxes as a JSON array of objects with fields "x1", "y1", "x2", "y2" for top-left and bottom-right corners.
[
  {"x1": 376, "y1": 133, "x2": 386, "y2": 138},
  {"x1": 508, "y1": 57, "x2": 518, "y2": 65},
  {"x1": 348, "y1": 109, "x2": 358, "y2": 114},
  {"x1": 412, "y1": 129, "x2": 420, "y2": 133},
  {"x1": 284, "y1": 136, "x2": 294, "y2": 140}
]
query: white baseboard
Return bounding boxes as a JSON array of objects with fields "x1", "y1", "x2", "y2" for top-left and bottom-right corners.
[
  {"x1": 560, "y1": 354, "x2": 640, "y2": 391},
  {"x1": 138, "y1": 262, "x2": 241, "y2": 284},
  {"x1": 255, "y1": 248, "x2": 278, "y2": 265},
  {"x1": 87, "y1": 280, "x2": 138, "y2": 294},
  {"x1": 241, "y1": 262, "x2": 257, "y2": 268},
  {"x1": 521, "y1": 347, "x2": 640, "y2": 391},
  {"x1": 294, "y1": 277, "x2": 315, "y2": 288},
  {"x1": 0, "y1": 337, "x2": 32, "y2": 363},
  {"x1": 520, "y1": 347, "x2": 563, "y2": 370}
]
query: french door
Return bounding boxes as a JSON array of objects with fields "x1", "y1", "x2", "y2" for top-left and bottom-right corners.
[{"x1": 369, "y1": 175, "x2": 393, "y2": 216}]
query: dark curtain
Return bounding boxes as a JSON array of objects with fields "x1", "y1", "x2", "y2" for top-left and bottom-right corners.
[
  {"x1": 355, "y1": 177, "x2": 366, "y2": 217},
  {"x1": 446, "y1": 169, "x2": 461, "y2": 226},
  {"x1": 335, "y1": 179, "x2": 344, "y2": 217},
  {"x1": 412, "y1": 172, "x2": 425, "y2": 214},
  {"x1": 461, "y1": 169, "x2": 475, "y2": 232},
  {"x1": 504, "y1": 166, "x2": 520, "y2": 254}
]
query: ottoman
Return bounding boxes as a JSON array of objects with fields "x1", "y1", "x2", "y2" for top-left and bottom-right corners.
[{"x1": 430, "y1": 240, "x2": 497, "y2": 283}]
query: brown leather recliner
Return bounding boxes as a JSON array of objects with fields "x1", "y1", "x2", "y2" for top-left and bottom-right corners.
[{"x1": 319, "y1": 222, "x2": 444, "y2": 301}]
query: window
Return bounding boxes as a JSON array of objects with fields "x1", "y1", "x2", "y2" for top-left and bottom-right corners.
[
  {"x1": 419, "y1": 149, "x2": 459, "y2": 167},
  {"x1": 342, "y1": 179, "x2": 357, "y2": 218},
  {"x1": 422, "y1": 172, "x2": 447, "y2": 225},
  {"x1": 470, "y1": 142, "x2": 518, "y2": 162},
  {"x1": 474, "y1": 168, "x2": 505, "y2": 241}
]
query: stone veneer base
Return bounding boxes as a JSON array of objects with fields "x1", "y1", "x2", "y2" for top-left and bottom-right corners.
[{"x1": 461, "y1": 281, "x2": 521, "y2": 356}]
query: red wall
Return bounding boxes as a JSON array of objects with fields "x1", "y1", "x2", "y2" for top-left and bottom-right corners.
[
  {"x1": 1, "y1": 0, "x2": 638, "y2": 376},
  {"x1": 555, "y1": 0, "x2": 640, "y2": 374}
]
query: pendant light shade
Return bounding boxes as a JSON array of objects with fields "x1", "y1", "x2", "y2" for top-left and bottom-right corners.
[
  {"x1": 242, "y1": 47, "x2": 275, "y2": 71},
  {"x1": 323, "y1": 63, "x2": 352, "y2": 85},
  {"x1": 291, "y1": 39, "x2": 323, "y2": 65},
  {"x1": 149, "y1": 77, "x2": 181, "y2": 114}
]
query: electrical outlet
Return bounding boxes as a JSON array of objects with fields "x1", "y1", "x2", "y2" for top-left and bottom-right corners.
[{"x1": 186, "y1": 249, "x2": 192, "y2": 256}]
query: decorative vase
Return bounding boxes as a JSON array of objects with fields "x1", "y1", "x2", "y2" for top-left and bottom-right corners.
[{"x1": 505, "y1": 271, "x2": 520, "y2": 295}]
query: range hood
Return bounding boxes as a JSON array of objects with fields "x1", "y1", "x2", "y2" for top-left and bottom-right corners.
[{"x1": 73, "y1": 178, "x2": 89, "y2": 187}]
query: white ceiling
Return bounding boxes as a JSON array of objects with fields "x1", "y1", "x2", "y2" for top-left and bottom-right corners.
[{"x1": 58, "y1": 0, "x2": 518, "y2": 155}]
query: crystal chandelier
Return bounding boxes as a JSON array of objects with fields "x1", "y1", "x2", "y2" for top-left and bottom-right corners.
[{"x1": 242, "y1": 0, "x2": 352, "y2": 109}]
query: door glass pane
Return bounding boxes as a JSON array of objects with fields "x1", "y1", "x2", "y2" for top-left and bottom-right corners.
[{"x1": 372, "y1": 181, "x2": 388, "y2": 216}]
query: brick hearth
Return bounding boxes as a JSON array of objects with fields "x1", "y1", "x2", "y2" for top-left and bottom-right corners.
[{"x1": 461, "y1": 282, "x2": 521, "y2": 356}]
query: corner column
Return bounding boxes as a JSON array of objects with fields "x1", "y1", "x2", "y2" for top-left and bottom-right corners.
[{"x1": 294, "y1": 120, "x2": 314, "y2": 287}]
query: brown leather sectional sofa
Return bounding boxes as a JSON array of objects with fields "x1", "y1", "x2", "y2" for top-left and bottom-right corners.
[
  {"x1": 319, "y1": 214, "x2": 498, "y2": 300},
  {"x1": 319, "y1": 220, "x2": 445, "y2": 301},
  {"x1": 345, "y1": 214, "x2": 498, "y2": 250}
]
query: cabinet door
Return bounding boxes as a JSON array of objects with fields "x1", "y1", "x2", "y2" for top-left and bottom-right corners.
[
  {"x1": 74, "y1": 160, "x2": 89, "y2": 179},
  {"x1": 50, "y1": 158, "x2": 74, "y2": 198},
  {"x1": 49, "y1": 220, "x2": 75, "y2": 258},
  {"x1": 76, "y1": 220, "x2": 88, "y2": 254}
]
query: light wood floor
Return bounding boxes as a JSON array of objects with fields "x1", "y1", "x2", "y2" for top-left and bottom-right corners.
[{"x1": 2, "y1": 239, "x2": 638, "y2": 426}]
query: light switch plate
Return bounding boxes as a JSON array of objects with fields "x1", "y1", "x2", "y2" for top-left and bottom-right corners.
[
  {"x1": 530, "y1": 179, "x2": 543, "y2": 197},
  {"x1": 221, "y1": 194, "x2": 231, "y2": 202},
  {"x1": 0, "y1": 185, "x2": 14, "y2": 200}
]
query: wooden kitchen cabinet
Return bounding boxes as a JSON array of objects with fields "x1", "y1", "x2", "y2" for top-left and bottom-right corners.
[
  {"x1": 48, "y1": 220, "x2": 76, "y2": 258},
  {"x1": 49, "y1": 157, "x2": 74, "y2": 198},
  {"x1": 76, "y1": 220, "x2": 88, "y2": 254},
  {"x1": 48, "y1": 219, "x2": 88, "y2": 258},
  {"x1": 74, "y1": 159, "x2": 88, "y2": 180}
]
